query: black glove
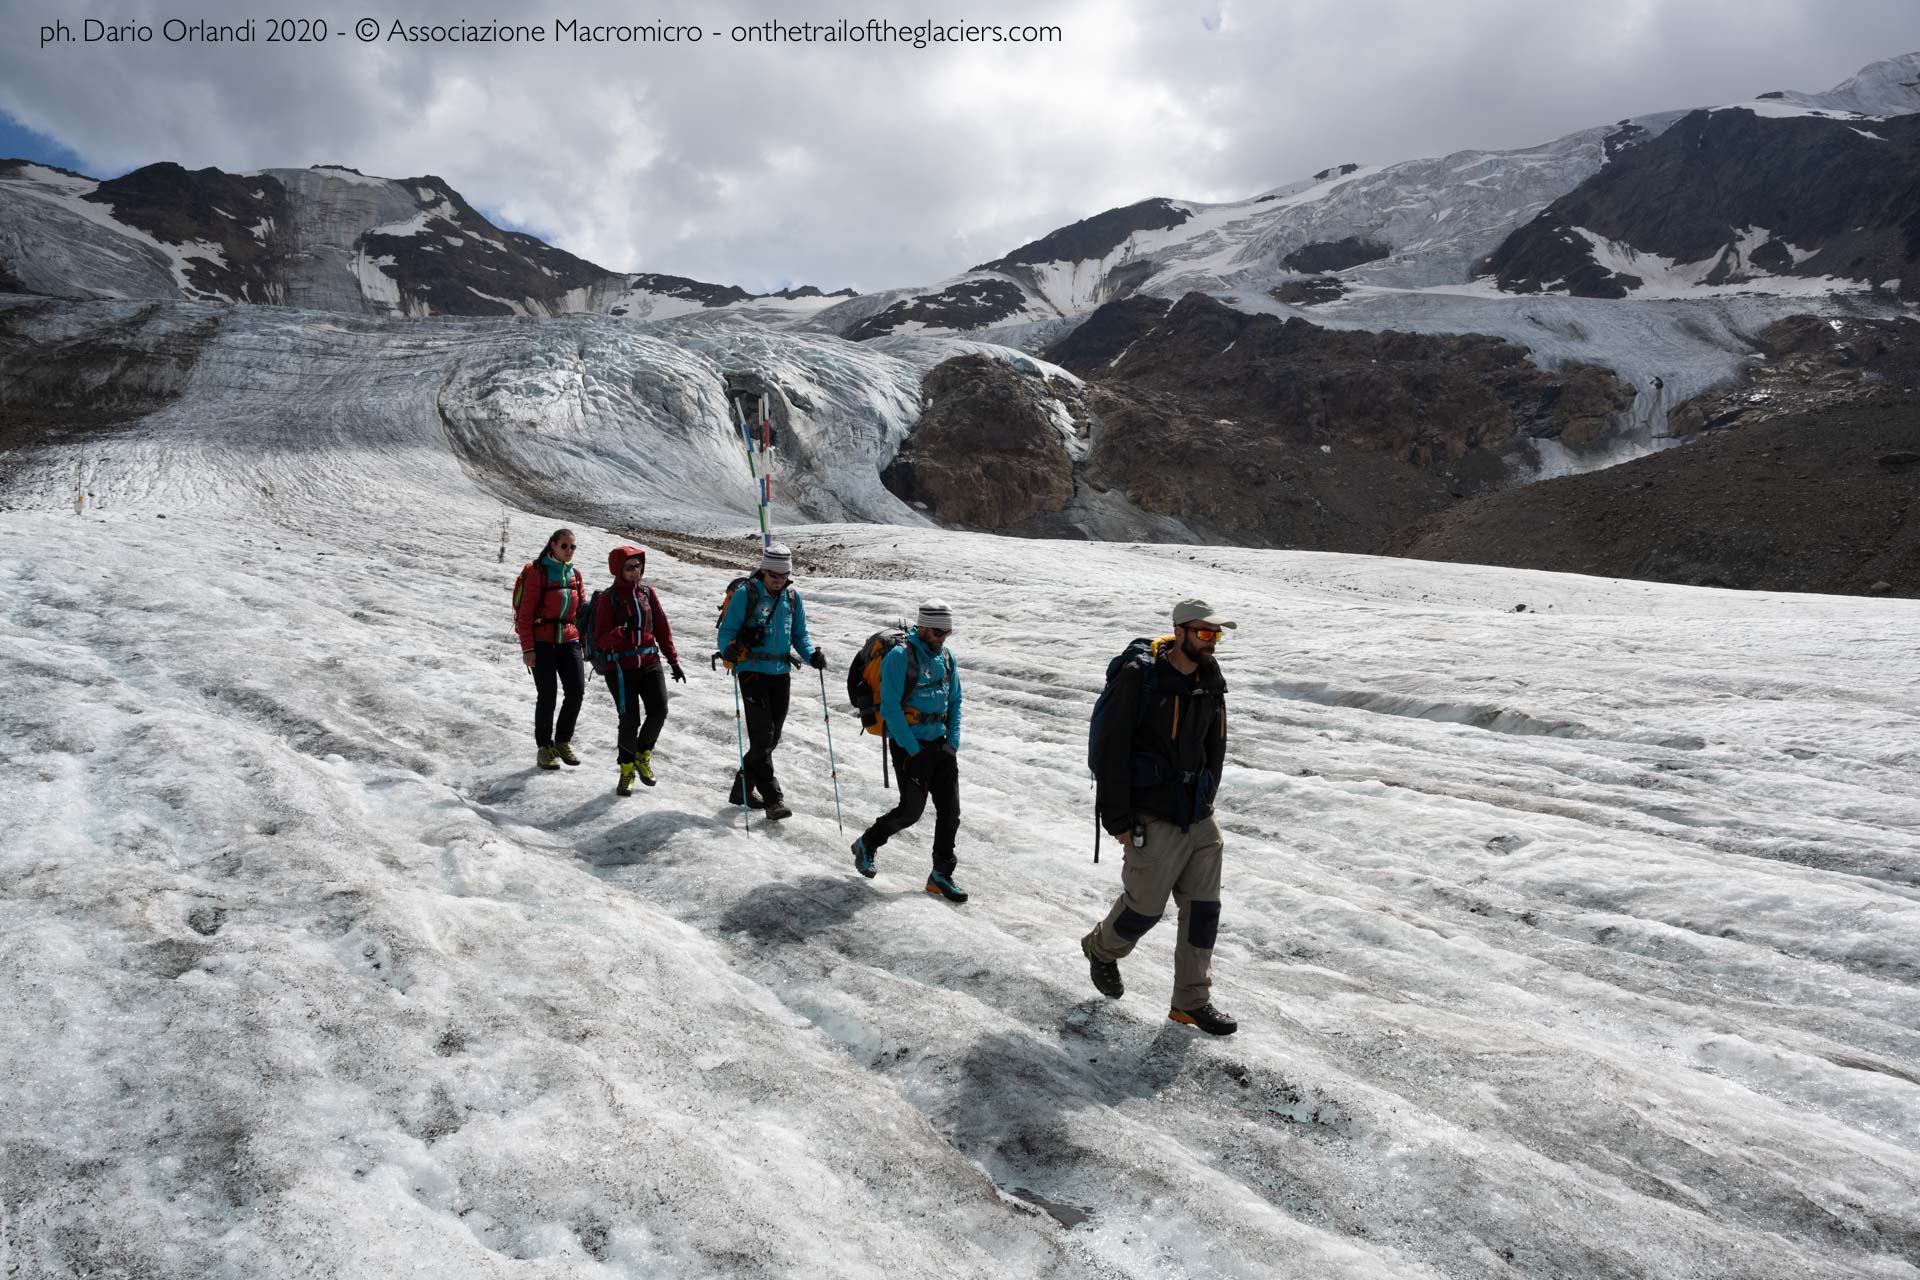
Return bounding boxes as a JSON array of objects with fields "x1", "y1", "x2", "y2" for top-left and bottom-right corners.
[
  {"x1": 785, "y1": 653, "x2": 803, "y2": 669},
  {"x1": 669, "y1": 663, "x2": 686, "y2": 683},
  {"x1": 808, "y1": 649, "x2": 827, "y2": 671}
]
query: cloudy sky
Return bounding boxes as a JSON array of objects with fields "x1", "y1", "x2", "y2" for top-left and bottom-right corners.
[{"x1": 2, "y1": 1, "x2": 1915, "y2": 293}]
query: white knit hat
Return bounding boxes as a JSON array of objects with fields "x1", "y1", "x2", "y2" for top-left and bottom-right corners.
[
  {"x1": 759, "y1": 542, "x2": 793, "y2": 575},
  {"x1": 916, "y1": 600, "x2": 954, "y2": 631}
]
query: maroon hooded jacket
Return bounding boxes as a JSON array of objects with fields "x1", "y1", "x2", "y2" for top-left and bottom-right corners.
[{"x1": 592, "y1": 545, "x2": 679, "y2": 671}]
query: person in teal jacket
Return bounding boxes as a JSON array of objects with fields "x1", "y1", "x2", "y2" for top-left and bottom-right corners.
[
  {"x1": 850, "y1": 601, "x2": 968, "y2": 902},
  {"x1": 714, "y1": 542, "x2": 822, "y2": 821}
]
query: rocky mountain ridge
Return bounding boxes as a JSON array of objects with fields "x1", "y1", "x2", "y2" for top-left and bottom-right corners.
[{"x1": 0, "y1": 160, "x2": 854, "y2": 320}]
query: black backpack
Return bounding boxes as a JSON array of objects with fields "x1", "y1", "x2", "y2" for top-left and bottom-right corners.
[
  {"x1": 579, "y1": 589, "x2": 615, "y2": 675},
  {"x1": 1087, "y1": 637, "x2": 1162, "y2": 774}
]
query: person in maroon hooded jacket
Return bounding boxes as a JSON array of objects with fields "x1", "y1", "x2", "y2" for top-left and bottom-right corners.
[
  {"x1": 512, "y1": 528, "x2": 587, "y2": 771},
  {"x1": 593, "y1": 544, "x2": 685, "y2": 796}
]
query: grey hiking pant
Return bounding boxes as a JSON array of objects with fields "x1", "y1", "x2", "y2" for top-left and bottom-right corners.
[{"x1": 1084, "y1": 815, "x2": 1223, "y2": 1010}]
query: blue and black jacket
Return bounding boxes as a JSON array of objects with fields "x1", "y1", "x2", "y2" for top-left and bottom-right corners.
[
  {"x1": 715, "y1": 575, "x2": 817, "y2": 676},
  {"x1": 878, "y1": 628, "x2": 962, "y2": 756}
]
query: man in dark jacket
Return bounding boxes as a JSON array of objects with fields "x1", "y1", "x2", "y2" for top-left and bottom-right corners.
[{"x1": 1080, "y1": 599, "x2": 1237, "y2": 1035}]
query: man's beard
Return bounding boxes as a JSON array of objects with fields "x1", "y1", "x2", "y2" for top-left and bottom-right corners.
[{"x1": 1181, "y1": 635, "x2": 1213, "y2": 662}]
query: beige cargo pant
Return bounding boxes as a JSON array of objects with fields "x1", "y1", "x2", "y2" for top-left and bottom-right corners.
[{"x1": 1084, "y1": 814, "x2": 1223, "y2": 1010}]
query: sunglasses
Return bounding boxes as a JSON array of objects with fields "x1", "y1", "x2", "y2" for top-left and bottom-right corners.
[
  {"x1": 763, "y1": 571, "x2": 790, "y2": 581},
  {"x1": 922, "y1": 628, "x2": 951, "y2": 640},
  {"x1": 623, "y1": 561, "x2": 645, "y2": 572},
  {"x1": 555, "y1": 541, "x2": 576, "y2": 550},
  {"x1": 1185, "y1": 626, "x2": 1223, "y2": 641}
]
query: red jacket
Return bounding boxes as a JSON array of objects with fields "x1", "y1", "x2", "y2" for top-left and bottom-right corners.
[
  {"x1": 593, "y1": 545, "x2": 679, "y2": 671},
  {"x1": 512, "y1": 554, "x2": 585, "y2": 654}
]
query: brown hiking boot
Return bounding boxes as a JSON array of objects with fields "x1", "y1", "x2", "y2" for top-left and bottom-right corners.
[
  {"x1": 1081, "y1": 934, "x2": 1123, "y2": 999},
  {"x1": 536, "y1": 746, "x2": 560, "y2": 771},
  {"x1": 554, "y1": 742, "x2": 581, "y2": 766},
  {"x1": 1169, "y1": 1004, "x2": 1237, "y2": 1036}
]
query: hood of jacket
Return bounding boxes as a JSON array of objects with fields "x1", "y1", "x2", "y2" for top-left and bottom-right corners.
[{"x1": 607, "y1": 544, "x2": 646, "y2": 579}]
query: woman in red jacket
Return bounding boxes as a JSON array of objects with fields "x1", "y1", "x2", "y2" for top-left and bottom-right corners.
[
  {"x1": 512, "y1": 528, "x2": 587, "y2": 770},
  {"x1": 593, "y1": 544, "x2": 685, "y2": 795}
]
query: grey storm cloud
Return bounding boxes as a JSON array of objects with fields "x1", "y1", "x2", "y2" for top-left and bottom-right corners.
[{"x1": 3, "y1": 0, "x2": 1916, "y2": 293}]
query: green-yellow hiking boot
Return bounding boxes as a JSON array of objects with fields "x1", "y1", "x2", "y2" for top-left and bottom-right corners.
[
  {"x1": 636, "y1": 749, "x2": 656, "y2": 786},
  {"x1": 616, "y1": 762, "x2": 637, "y2": 796},
  {"x1": 536, "y1": 746, "x2": 560, "y2": 771},
  {"x1": 554, "y1": 742, "x2": 581, "y2": 766}
]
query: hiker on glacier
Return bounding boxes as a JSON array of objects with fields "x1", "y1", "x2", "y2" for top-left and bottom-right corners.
[
  {"x1": 714, "y1": 542, "x2": 823, "y2": 822},
  {"x1": 591, "y1": 545, "x2": 685, "y2": 796},
  {"x1": 1080, "y1": 599, "x2": 1238, "y2": 1036},
  {"x1": 848, "y1": 601, "x2": 968, "y2": 904},
  {"x1": 511, "y1": 528, "x2": 587, "y2": 771}
]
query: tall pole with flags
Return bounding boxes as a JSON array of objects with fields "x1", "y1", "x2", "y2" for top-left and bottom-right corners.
[{"x1": 733, "y1": 392, "x2": 777, "y2": 549}]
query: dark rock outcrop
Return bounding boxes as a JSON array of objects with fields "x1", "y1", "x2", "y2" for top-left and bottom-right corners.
[
  {"x1": 880, "y1": 354, "x2": 1077, "y2": 527},
  {"x1": 846, "y1": 279, "x2": 1029, "y2": 341},
  {"x1": 358, "y1": 175, "x2": 609, "y2": 317},
  {"x1": 974, "y1": 198, "x2": 1191, "y2": 272},
  {"x1": 1050, "y1": 293, "x2": 1633, "y2": 475},
  {"x1": 1667, "y1": 315, "x2": 1920, "y2": 436},
  {"x1": 1390, "y1": 394, "x2": 1920, "y2": 597},
  {"x1": 1269, "y1": 278, "x2": 1348, "y2": 306},
  {"x1": 1489, "y1": 108, "x2": 1920, "y2": 298},
  {"x1": 1283, "y1": 237, "x2": 1391, "y2": 274},
  {"x1": 953, "y1": 291, "x2": 1634, "y2": 551},
  {"x1": 1079, "y1": 381, "x2": 1453, "y2": 552},
  {"x1": 83, "y1": 163, "x2": 292, "y2": 303}
]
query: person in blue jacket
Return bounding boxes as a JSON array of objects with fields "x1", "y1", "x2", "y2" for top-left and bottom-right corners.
[
  {"x1": 714, "y1": 542, "x2": 822, "y2": 821},
  {"x1": 849, "y1": 601, "x2": 967, "y2": 902}
]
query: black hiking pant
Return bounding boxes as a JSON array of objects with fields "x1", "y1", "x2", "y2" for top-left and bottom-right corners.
[
  {"x1": 862, "y1": 740, "x2": 960, "y2": 875},
  {"x1": 531, "y1": 640, "x2": 584, "y2": 748},
  {"x1": 604, "y1": 663, "x2": 668, "y2": 764},
  {"x1": 736, "y1": 671, "x2": 791, "y2": 801}
]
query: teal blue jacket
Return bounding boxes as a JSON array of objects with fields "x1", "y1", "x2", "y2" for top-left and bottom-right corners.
[
  {"x1": 879, "y1": 629, "x2": 961, "y2": 755},
  {"x1": 715, "y1": 577, "x2": 817, "y2": 676}
]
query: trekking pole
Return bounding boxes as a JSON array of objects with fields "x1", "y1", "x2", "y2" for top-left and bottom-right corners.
[
  {"x1": 881, "y1": 736, "x2": 889, "y2": 790},
  {"x1": 722, "y1": 655, "x2": 750, "y2": 831},
  {"x1": 817, "y1": 668, "x2": 844, "y2": 836},
  {"x1": 1093, "y1": 804, "x2": 1100, "y2": 864}
]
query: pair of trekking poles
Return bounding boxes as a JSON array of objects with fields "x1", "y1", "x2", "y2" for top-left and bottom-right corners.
[{"x1": 715, "y1": 657, "x2": 844, "y2": 835}]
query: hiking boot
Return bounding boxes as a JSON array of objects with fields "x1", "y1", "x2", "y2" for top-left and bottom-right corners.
[
  {"x1": 727, "y1": 774, "x2": 767, "y2": 809},
  {"x1": 616, "y1": 762, "x2": 636, "y2": 797},
  {"x1": 925, "y1": 871, "x2": 968, "y2": 904},
  {"x1": 851, "y1": 837, "x2": 876, "y2": 879},
  {"x1": 762, "y1": 797, "x2": 793, "y2": 822},
  {"x1": 1081, "y1": 934, "x2": 1123, "y2": 999},
  {"x1": 636, "y1": 749, "x2": 656, "y2": 786},
  {"x1": 536, "y1": 746, "x2": 561, "y2": 771},
  {"x1": 554, "y1": 742, "x2": 581, "y2": 767},
  {"x1": 1169, "y1": 1004, "x2": 1237, "y2": 1036}
]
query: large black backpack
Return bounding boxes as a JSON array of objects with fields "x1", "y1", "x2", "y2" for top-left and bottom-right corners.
[{"x1": 1087, "y1": 637, "x2": 1162, "y2": 774}]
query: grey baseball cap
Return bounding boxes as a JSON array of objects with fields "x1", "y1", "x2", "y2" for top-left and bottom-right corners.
[{"x1": 1171, "y1": 598, "x2": 1236, "y2": 629}]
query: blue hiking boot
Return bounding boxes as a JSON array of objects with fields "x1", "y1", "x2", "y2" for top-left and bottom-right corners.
[
  {"x1": 924, "y1": 870, "x2": 968, "y2": 904},
  {"x1": 851, "y1": 837, "x2": 876, "y2": 879}
]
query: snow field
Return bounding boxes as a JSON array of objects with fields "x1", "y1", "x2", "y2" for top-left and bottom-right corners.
[{"x1": 5, "y1": 481, "x2": 1917, "y2": 1276}]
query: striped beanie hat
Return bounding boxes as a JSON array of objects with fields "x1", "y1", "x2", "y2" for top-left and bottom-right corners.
[
  {"x1": 759, "y1": 542, "x2": 793, "y2": 575},
  {"x1": 916, "y1": 600, "x2": 954, "y2": 632}
]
